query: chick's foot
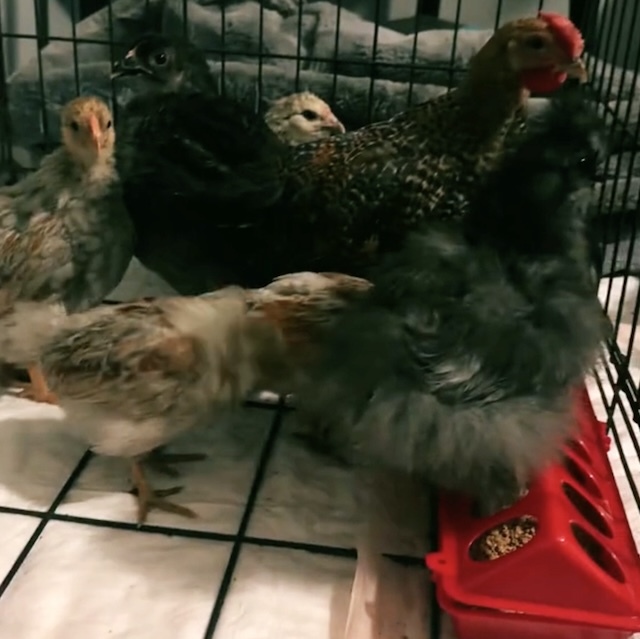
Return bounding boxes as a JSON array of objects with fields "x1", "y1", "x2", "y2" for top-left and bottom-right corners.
[
  {"x1": 13, "y1": 365, "x2": 58, "y2": 404},
  {"x1": 145, "y1": 445, "x2": 207, "y2": 478},
  {"x1": 130, "y1": 460, "x2": 198, "y2": 525}
]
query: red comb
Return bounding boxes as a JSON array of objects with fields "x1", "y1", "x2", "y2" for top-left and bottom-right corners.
[{"x1": 538, "y1": 11, "x2": 585, "y2": 58}]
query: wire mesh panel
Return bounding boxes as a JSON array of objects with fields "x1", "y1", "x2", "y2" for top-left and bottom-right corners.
[{"x1": 0, "y1": 1, "x2": 638, "y2": 638}]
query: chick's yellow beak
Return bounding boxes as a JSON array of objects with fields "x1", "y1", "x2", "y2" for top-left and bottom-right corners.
[{"x1": 88, "y1": 114, "x2": 102, "y2": 150}]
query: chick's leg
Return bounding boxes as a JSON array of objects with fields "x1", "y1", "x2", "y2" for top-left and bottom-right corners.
[
  {"x1": 130, "y1": 459, "x2": 198, "y2": 525},
  {"x1": 15, "y1": 365, "x2": 58, "y2": 404},
  {"x1": 145, "y1": 445, "x2": 207, "y2": 478}
]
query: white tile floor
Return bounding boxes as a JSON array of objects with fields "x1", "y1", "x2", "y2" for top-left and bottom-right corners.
[
  {"x1": 0, "y1": 396, "x2": 366, "y2": 639},
  {"x1": 248, "y1": 414, "x2": 360, "y2": 549},
  {"x1": 0, "y1": 522, "x2": 231, "y2": 639},
  {"x1": 212, "y1": 546, "x2": 354, "y2": 639},
  {"x1": 0, "y1": 263, "x2": 636, "y2": 639}
]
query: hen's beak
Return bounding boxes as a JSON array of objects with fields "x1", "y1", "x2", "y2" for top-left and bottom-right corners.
[
  {"x1": 323, "y1": 116, "x2": 346, "y2": 134},
  {"x1": 111, "y1": 51, "x2": 146, "y2": 80},
  {"x1": 558, "y1": 57, "x2": 588, "y2": 83},
  {"x1": 88, "y1": 114, "x2": 102, "y2": 151}
]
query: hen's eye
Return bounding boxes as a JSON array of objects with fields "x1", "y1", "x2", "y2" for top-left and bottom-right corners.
[
  {"x1": 526, "y1": 35, "x2": 546, "y2": 50},
  {"x1": 70, "y1": 121, "x2": 79, "y2": 132},
  {"x1": 106, "y1": 120, "x2": 112, "y2": 129},
  {"x1": 302, "y1": 109, "x2": 319, "y2": 121},
  {"x1": 153, "y1": 51, "x2": 167, "y2": 65}
]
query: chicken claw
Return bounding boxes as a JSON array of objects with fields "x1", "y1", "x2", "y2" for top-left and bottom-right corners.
[
  {"x1": 14, "y1": 365, "x2": 58, "y2": 404},
  {"x1": 145, "y1": 446, "x2": 207, "y2": 478},
  {"x1": 130, "y1": 460, "x2": 198, "y2": 525}
]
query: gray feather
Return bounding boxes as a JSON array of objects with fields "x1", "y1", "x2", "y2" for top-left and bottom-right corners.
[{"x1": 295, "y1": 87, "x2": 610, "y2": 516}]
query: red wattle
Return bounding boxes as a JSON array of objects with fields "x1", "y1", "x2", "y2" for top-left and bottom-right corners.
[{"x1": 521, "y1": 68, "x2": 568, "y2": 94}]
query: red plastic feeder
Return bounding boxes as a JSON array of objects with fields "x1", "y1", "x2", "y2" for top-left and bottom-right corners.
[{"x1": 426, "y1": 385, "x2": 640, "y2": 639}]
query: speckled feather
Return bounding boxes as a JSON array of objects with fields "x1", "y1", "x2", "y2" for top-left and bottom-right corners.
[{"x1": 274, "y1": 92, "x2": 528, "y2": 272}]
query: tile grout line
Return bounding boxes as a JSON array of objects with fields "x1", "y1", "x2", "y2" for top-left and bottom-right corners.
[
  {"x1": 0, "y1": 449, "x2": 94, "y2": 598},
  {"x1": 0, "y1": 503, "x2": 358, "y2": 554},
  {"x1": 202, "y1": 398, "x2": 287, "y2": 639},
  {"x1": 0, "y1": 500, "x2": 424, "y2": 564},
  {"x1": 0, "y1": 402, "x2": 430, "y2": 607}
]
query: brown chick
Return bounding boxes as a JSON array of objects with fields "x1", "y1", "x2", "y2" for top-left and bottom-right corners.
[
  {"x1": 0, "y1": 96, "x2": 134, "y2": 404},
  {"x1": 21, "y1": 291, "x2": 286, "y2": 524},
  {"x1": 264, "y1": 91, "x2": 346, "y2": 146}
]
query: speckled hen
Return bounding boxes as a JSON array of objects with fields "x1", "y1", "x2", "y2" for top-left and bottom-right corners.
[
  {"x1": 268, "y1": 12, "x2": 589, "y2": 277},
  {"x1": 0, "y1": 96, "x2": 134, "y2": 403}
]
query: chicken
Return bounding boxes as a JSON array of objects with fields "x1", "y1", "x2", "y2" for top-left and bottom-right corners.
[
  {"x1": 290, "y1": 86, "x2": 609, "y2": 516},
  {"x1": 112, "y1": 34, "x2": 288, "y2": 295},
  {"x1": 0, "y1": 96, "x2": 134, "y2": 403},
  {"x1": 12, "y1": 290, "x2": 287, "y2": 524},
  {"x1": 264, "y1": 91, "x2": 346, "y2": 145},
  {"x1": 112, "y1": 13, "x2": 587, "y2": 293}
]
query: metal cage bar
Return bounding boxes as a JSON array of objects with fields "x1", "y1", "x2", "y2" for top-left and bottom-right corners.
[{"x1": 0, "y1": 2, "x2": 638, "y2": 636}]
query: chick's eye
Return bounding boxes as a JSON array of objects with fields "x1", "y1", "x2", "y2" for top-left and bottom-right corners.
[
  {"x1": 301, "y1": 109, "x2": 319, "y2": 121},
  {"x1": 70, "y1": 121, "x2": 79, "y2": 132},
  {"x1": 153, "y1": 51, "x2": 167, "y2": 65},
  {"x1": 106, "y1": 120, "x2": 112, "y2": 129},
  {"x1": 526, "y1": 35, "x2": 546, "y2": 50}
]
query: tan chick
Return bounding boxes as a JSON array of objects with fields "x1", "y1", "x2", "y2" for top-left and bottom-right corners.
[
  {"x1": 15, "y1": 291, "x2": 288, "y2": 524},
  {"x1": 0, "y1": 96, "x2": 134, "y2": 403},
  {"x1": 16, "y1": 272, "x2": 368, "y2": 524},
  {"x1": 264, "y1": 91, "x2": 346, "y2": 146}
]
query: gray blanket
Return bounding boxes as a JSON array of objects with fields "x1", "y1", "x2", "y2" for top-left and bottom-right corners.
[{"x1": 5, "y1": 0, "x2": 640, "y2": 274}]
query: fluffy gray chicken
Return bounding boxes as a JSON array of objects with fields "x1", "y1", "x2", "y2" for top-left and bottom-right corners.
[
  {"x1": 0, "y1": 96, "x2": 134, "y2": 403},
  {"x1": 294, "y1": 86, "x2": 610, "y2": 516}
]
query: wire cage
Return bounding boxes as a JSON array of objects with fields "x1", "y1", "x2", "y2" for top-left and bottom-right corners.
[{"x1": 0, "y1": 0, "x2": 638, "y2": 637}]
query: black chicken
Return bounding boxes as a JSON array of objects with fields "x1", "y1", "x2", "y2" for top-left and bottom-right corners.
[
  {"x1": 113, "y1": 34, "x2": 289, "y2": 294},
  {"x1": 293, "y1": 86, "x2": 610, "y2": 516}
]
